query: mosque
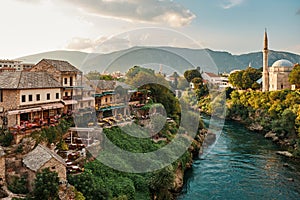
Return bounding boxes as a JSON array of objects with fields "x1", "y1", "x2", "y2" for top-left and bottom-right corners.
[{"x1": 262, "y1": 30, "x2": 295, "y2": 92}]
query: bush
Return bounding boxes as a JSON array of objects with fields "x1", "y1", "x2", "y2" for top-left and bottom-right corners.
[
  {"x1": 7, "y1": 175, "x2": 29, "y2": 194},
  {"x1": 33, "y1": 168, "x2": 59, "y2": 200},
  {"x1": 0, "y1": 130, "x2": 14, "y2": 147}
]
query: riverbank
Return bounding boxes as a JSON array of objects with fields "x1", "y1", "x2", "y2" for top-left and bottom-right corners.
[
  {"x1": 179, "y1": 116, "x2": 300, "y2": 199},
  {"x1": 198, "y1": 89, "x2": 300, "y2": 158}
]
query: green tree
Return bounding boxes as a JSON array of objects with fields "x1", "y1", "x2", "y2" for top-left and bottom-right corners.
[
  {"x1": 0, "y1": 130, "x2": 14, "y2": 147},
  {"x1": 289, "y1": 64, "x2": 300, "y2": 88},
  {"x1": 33, "y1": 168, "x2": 59, "y2": 200},
  {"x1": 85, "y1": 71, "x2": 101, "y2": 80},
  {"x1": 184, "y1": 69, "x2": 202, "y2": 83},
  {"x1": 191, "y1": 77, "x2": 203, "y2": 89},
  {"x1": 149, "y1": 166, "x2": 175, "y2": 200},
  {"x1": 228, "y1": 67, "x2": 261, "y2": 90},
  {"x1": 126, "y1": 66, "x2": 154, "y2": 80}
]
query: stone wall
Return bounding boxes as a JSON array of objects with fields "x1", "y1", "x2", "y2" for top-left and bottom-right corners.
[
  {"x1": 0, "y1": 90, "x2": 19, "y2": 110},
  {"x1": 30, "y1": 60, "x2": 62, "y2": 84},
  {"x1": 40, "y1": 158, "x2": 66, "y2": 181},
  {"x1": 0, "y1": 156, "x2": 5, "y2": 184}
]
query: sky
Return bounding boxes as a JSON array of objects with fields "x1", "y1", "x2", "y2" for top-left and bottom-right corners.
[{"x1": 0, "y1": 0, "x2": 299, "y2": 59}]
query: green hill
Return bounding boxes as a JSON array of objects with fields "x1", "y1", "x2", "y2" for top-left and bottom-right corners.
[{"x1": 17, "y1": 47, "x2": 300, "y2": 74}]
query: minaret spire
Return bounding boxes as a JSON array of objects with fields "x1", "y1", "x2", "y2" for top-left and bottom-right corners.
[
  {"x1": 264, "y1": 28, "x2": 268, "y2": 51},
  {"x1": 262, "y1": 28, "x2": 269, "y2": 92}
]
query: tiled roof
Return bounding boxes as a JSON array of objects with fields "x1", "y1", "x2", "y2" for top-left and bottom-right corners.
[
  {"x1": 23, "y1": 144, "x2": 66, "y2": 172},
  {"x1": 90, "y1": 80, "x2": 116, "y2": 90},
  {"x1": 204, "y1": 72, "x2": 220, "y2": 78},
  {"x1": 43, "y1": 59, "x2": 81, "y2": 73},
  {"x1": 115, "y1": 81, "x2": 133, "y2": 90},
  {"x1": 0, "y1": 71, "x2": 61, "y2": 89}
]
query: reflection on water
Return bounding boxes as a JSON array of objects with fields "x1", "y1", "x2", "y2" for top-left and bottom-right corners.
[{"x1": 179, "y1": 117, "x2": 300, "y2": 200}]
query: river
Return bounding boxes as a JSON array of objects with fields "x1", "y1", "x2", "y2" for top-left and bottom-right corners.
[{"x1": 179, "y1": 117, "x2": 300, "y2": 200}]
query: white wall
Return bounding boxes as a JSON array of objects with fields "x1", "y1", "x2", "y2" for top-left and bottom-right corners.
[
  {"x1": 62, "y1": 75, "x2": 77, "y2": 87},
  {"x1": 20, "y1": 88, "x2": 61, "y2": 106}
]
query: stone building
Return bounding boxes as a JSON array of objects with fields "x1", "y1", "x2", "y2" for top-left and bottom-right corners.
[
  {"x1": 0, "y1": 59, "x2": 34, "y2": 71},
  {"x1": 22, "y1": 144, "x2": 66, "y2": 187},
  {"x1": 90, "y1": 80, "x2": 131, "y2": 119},
  {"x1": 30, "y1": 59, "x2": 94, "y2": 113},
  {"x1": 0, "y1": 71, "x2": 63, "y2": 128},
  {"x1": 0, "y1": 59, "x2": 95, "y2": 131},
  {"x1": 262, "y1": 30, "x2": 294, "y2": 91}
]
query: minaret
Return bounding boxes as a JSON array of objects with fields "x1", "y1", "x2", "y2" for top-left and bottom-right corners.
[{"x1": 262, "y1": 29, "x2": 269, "y2": 92}]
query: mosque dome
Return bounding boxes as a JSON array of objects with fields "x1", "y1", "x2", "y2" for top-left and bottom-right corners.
[{"x1": 271, "y1": 59, "x2": 294, "y2": 68}]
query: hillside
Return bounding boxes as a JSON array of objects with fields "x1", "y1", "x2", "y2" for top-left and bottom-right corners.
[{"x1": 17, "y1": 47, "x2": 300, "y2": 74}]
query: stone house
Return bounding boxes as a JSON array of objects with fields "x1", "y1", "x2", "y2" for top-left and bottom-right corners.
[
  {"x1": 22, "y1": 144, "x2": 66, "y2": 189},
  {"x1": 0, "y1": 71, "x2": 63, "y2": 128},
  {"x1": 30, "y1": 59, "x2": 83, "y2": 112}
]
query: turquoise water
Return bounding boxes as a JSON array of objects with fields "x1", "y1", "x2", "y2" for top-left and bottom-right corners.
[{"x1": 179, "y1": 117, "x2": 300, "y2": 200}]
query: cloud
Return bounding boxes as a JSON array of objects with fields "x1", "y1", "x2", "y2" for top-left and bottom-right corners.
[
  {"x1": 296, "y1": 9, "x2": 300, "y2": 15},
  {"x1": 66, "y1": 37, "x2": 95, "y2": 50},
  {"x1": 63, "y1": 0, "x2": 196, "y2": 27},
  {"x1": 66, "y1": 36, "x2": 131, "y2": 53},
  {"x1": 221, "y1": 0, "x2": 245, "y2": 9}
]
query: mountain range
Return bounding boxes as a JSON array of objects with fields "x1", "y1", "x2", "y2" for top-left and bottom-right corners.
[{"x1": 17, "y1": 47, "x2": 300, "y2": 75}]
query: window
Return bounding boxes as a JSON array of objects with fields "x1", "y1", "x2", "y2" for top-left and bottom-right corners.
[
  {"x1": 281, "y1": 83, "x2": 284, "y2": 89},
  {"x1": 0, "y1": 90, "x2": 2, "y2": 102},
  {"x1": 70, "y1": 77, "x2": 73, "y2": 86},
  {"x1": 88, "y1": 101, "x2": 91, "y2": 107},
  {"x1": 64, "y1": 78, "x2": 68, "y2": 85},
  {"x1": 110, "y1": 97, "x2": 113, "y2": 102},
  {"x1": 56, "y1": 93, "x2": 60, "y2": 99},
  {"x1": 36, "y1": 94, "x2": 40, "y2": 101},
  {"x1": 80, "y1": 103, "x2": 83, "y2": 108},
  {"x1": 47, "y1": 93, "x2": 51, "y2": 100},
  {"x1": 22, "y1": 95, "x2": 26, "y2": 102},
  {"x1": 65, "y1": 92, "x2": 68, "y2": 97},
  {"x1": 105, "y1": 98, "x2": 108, "y2": 102},
  {"x1": 28, "y1": 94, "x2": 33, "y2": 102}
]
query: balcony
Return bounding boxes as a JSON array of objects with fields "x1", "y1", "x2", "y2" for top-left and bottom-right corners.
[{"x1": 63, "y1": 95, "x2": 82, "y2": 101}]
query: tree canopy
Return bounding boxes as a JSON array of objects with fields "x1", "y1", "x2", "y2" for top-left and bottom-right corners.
[
  {"x1": 125, "y1": 66, "x2": 180, "y2": 117},
  {"x1": 184, "y1": 69, "x2": 202, "y2": 83},
  {"x1": 228, "y1": 67, "x2": 262, "y2": 90},
  {"x1": 85, "y1": 71, "x2": 114, "y2": 80},
  {"x1": 33, "y1": 168, "x2": 59, "y2": 200},
  {"x1": 289, "y1": 64, "x2": 300, "y2": 88}
]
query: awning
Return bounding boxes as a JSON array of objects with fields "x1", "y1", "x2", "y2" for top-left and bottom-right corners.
[
  {"x1": 99, "y1": 104, "x2": 125, "y2": 112},
  {"x1": 7, "y1": 107, "x2": 42, "y2": 115},
  {"x1": 62, "y1": 100, "x2": 78, "y2": 105},
  {"x1": 41, "y1": 103, "x2": 64, "y2": 110}
]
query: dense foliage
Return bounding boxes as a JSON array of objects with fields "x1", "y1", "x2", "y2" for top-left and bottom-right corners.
[
  {"x1": 183, "y1": 69, "x2": 202, "y2": 83},
  {"x1": 33, "y1": 168, "x2": 59, "y2": 200},
  {"x1": 289, "y1": 63, "x2": 300, "y2": 88},
  {"x1": 0, "y1": 130, "x2": 14, "y2": 147},
  {"x1": 228, "y1": 67, "x2": 262, "y2": 90},
  {"x1": 30, "y1": 118, "x2": 73, "y2": 145},
  {"x1": 85, "y1": 71, "x2": 114, "y2": 80},
  {"x1": 7, "y1": 175, "x2": 29, "y2": 194},
  {"x1": 125, "y1": 66, "x2": 180, "y2": 118},
  {"x1": 69, "y1": 116, "x2": 201, "y2": 200},
  {"x1": 226, "y1": 89, "x2": 300, "y2": 155}
]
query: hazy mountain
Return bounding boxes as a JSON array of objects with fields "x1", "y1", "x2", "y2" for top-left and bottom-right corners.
[{"x1": 17, "y1": 47, "x2": 300, "y2": 74}]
